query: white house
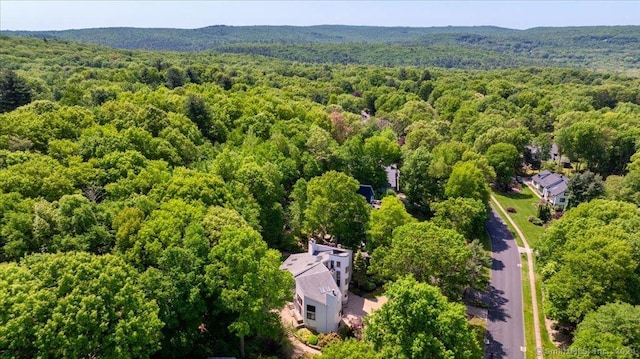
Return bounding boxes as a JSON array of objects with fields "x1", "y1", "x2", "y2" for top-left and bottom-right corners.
[
  {"x1": 531, "y1": 171, "x2": 569, "y2": 209},
  {"x1": 280, "y1": 240, "x2": 352, "y2": 333}
]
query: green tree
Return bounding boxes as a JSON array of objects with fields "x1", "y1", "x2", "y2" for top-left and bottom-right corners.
[
  {"x1": 0, "y1": 252, "x2": 162, "y2": 358},
  {"x1": 445, "y1": 161, "x2": 490, "y2": 206},
  {"x1": 544, "y1": 235, "x2": 637, "y2": 324},
  {"x1": 321, "y1": 339, "x2": 382, "y2": 359},
  {"x1": 431, "y1": 197, "x2": 487, "y2": 241},
  {"x1": 353, "y1": 249, "x2": 368, "y2": 289},
  {"x1": 569, "y1": 302, "x2": 640, "y2": 358},
  {"x1": 401, "y1": 147, "x2": 439, "y2": 210},
  {"x1": 566, "y1": 170, "x2": 605, "y2": 208},
  {"x1": 621, "y1": 151, "x2": 640, "y2": 205},
  {"x1": 302, "y1": 171, "x2": 370, "y2": 249},
  {"x1": 206, "y1": 227, "x2": 294, "y2": 357},
  {"x1": 485, "y1": 142, "x2": 520, "y2": 191},
  {"x1": 164, "y1": 67, "x2": 185, "y2": 89},
  {"x1": 371, "y1": 222, "x2": 474, "y2": 299},
  {"x1": 556, "y1": 121, "x2": 606, "y2": 172},
  {"x1": 367, "y1": 195, "x2": 415, "y2": 250},
  {"x1": 0, "y1": 69, "x2": 32, "y2": 113},
  {"x1": 184, "y1": 94, "x2": 212, "y2": 139},
  {"x1": 364, "y1": 276, "x2": 482, "y2": 359}
]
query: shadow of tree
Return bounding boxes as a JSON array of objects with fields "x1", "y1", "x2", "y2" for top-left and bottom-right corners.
[
  {"x1": 484, "y1": 329, "x2": 508, "y2": 359},
  {"x1": 484, "y1": 285, "x2": 510, "y2": 322},
  {"x1": 485, "y1": 210, "x2": 515, "y2": 254}
]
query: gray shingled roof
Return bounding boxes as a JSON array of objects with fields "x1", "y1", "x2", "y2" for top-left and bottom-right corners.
[
  {"x1": 296, "y1": 266, "x2": 340, "y2": 305},
  {"x1": 532, "y1": 170, "x2": 551, "y2": 184},
  {"x1": 548, "y1": 181, "x2": 568, "y2": 196},
  {"x1": 280, "y1": 252, "x2": 325, "y2": 277},
  {"x1": 539, "y1": 173, "x2": 566, "y2": 189}
]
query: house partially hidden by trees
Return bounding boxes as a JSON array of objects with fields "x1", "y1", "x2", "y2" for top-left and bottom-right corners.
[
  {"x1": 532, "y1": 170, "x2": 569, "y2": 209},
  {"x1": 385, "y1": 164, "x2": 399, "y2": 192},
  {"x1": 357, "y1": 184, "x2": 375, "y2": 205},
  {"x1": 280, "y1": 239, "x2": 352, "y2": 333}
]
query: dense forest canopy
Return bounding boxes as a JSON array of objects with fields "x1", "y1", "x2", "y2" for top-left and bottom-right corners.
[
  {"x1": 3, "y1": 25, "x2": 640, "y2": 73},
  {"x1": 1, "y1": 32, "x2": 640, "y2": 357}
]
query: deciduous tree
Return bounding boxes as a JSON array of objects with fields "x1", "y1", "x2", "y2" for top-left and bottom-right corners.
[
  {"x1": 569, "y1": 302, "x2": 640, "y2": 358},
  {"x1": 367, "y1": 195, "x2": 415, "y2": 249},
  {"x1": 485, "y1": 142, "x2": 520, "y2": 191},
  {"x1": 445, "y1": 161, "x2": 490, "y2": 206},
  {"x1": 0, "y1": 252, "x2": 162, "y2": 359},
  {"x1": 371, "y1": 222, "x2": 473, "y2": 299},
  {"x1": 566, "y1": 170, "x2": 605, "y2": 208},
  {"x1": 364, "y1": 276, "x2": 482, "y2": 359},
  {"x1": 206, "y1": 227, "x2": 294, "y2": 357},
  {"x1": 302, "y1": 171, "x2": 370, "y2": 249}
]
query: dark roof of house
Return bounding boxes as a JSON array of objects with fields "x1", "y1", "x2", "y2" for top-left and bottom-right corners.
[
  {"x1": 357, "y1": 185, "x2": 375, "y2": 203},
  {"x1": 532, "y1": 170, "x2": 551, "y2": 184},
  {"x1": 539, "y1": 173, "x2": 567, "y2": 189},
  {"x1": 548, "y1": 181, "x2": 568, "y2": 197}
]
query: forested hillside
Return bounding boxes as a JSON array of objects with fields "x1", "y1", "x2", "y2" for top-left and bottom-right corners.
[
  {"x1": 3, "y1": 25, "x2": 640, "y2": 73},
  {"x1": 2, "y1": 34, "x2": 640, "y2": 357}
]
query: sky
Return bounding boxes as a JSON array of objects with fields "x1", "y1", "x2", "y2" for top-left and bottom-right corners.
[{"x1": 1, "y1": 1, "x2": 639, "y2": 31}]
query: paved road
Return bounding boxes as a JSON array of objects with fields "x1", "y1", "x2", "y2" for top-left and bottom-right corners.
[{"x1": 484, "y1": 208, "x2": 525, "y2": 359}]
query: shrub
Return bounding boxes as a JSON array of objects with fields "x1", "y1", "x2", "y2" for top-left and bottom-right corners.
[
  {"x1": 506, "y1": 207, "x2": 517, "y2": 213},
  {"x1": 338, "y1": 324, "x2": 354, "y2": 339},
  {"x1": 537, "y1": 202, "x2": 551, "y2": 222},
  {"x1": 307, "y1": 335, "x2": 318, "y2": 346},
  {"x1": 363, "y1": 280, "x2": 377, "y2": 292},
  {"x1": 528, "y1": 215, "x2": 544, "y2": 226},
  {"x1": 296, "y1": 328, "x2": 314, "y2": 342},
  {"x1": 318, "y1": 332, "x2": 342, "y2": 347}
]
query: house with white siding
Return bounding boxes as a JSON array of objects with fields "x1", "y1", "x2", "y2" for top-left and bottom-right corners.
[
  {"x1": 531, "y1": 171, "x2": 569, "y2": 209},
  {"x1": 280, "y1": 239, "x2": 352, "y2": 333}
]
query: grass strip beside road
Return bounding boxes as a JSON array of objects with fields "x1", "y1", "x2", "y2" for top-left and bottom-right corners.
[
  {"x1": 491, "y1": 194, "x2": 543, "y2": 359},
  {"x1": 491, "y1": 187, "x2": 545, "y2": 246},
  {"x1": 520, "y1": 254, "x2": 536, "y2": 359}
]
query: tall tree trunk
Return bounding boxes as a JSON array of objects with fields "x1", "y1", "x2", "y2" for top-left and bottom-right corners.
[{"x1": 240, "y1": 335, "x2": 245, "y2": 358}]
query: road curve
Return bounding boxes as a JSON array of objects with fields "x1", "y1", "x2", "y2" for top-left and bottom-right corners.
[{"x1": 484, "y1": 208, "x2": 525, "y2": 359}]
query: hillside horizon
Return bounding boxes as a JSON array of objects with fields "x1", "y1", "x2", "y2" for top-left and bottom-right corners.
[{"x1": 3, "y1": 25, "x2": 640, "y2": 74}]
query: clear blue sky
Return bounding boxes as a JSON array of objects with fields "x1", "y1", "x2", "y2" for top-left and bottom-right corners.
[{"x1": 1, "y1": 1, "x2": 639, "y2": 31}]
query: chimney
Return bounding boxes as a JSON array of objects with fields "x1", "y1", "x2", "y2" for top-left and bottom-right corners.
[{"x1": 308, "y1": 238, "x2": 316, "y2": 255}]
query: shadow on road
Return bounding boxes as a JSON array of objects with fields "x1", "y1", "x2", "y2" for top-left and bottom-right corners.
[
  {"x1": 484, "y1": 330, "x2": 507, "y2": 359},
  {"x1": 491, "y1": 258, "x2": 505, "y2": 271},
  {"x1": 485, "y1": 285, "x2": 510, "y2": 322},
  {"x1": 486, "y1": 211, "x2": 514, "y2": 254}
]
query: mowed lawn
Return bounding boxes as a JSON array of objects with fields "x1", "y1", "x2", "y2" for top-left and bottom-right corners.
[{"x1": 491, "y1": 186, "x2": 546, "y2": 246}]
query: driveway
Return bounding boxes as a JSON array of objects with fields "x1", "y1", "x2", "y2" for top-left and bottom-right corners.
[
  {"x1": 343, "y1": 292, "x2": 387, "y2": 326},
  {"x1": 484, "y1": 208, "x2": 525, "y2": 359}
]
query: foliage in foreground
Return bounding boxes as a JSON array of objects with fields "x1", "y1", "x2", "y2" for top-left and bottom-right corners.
[{"x1": 364, "y1": 276, "x2": 482, "y2": 359}]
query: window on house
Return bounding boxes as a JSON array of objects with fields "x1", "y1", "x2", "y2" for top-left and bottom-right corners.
[
  {"x1": 330, "y1": 260, "x2": 334, "y2": 268},
  {"x1": 345, "y1": 278, "x2": 348, "y2": 285},
  {"x1": 345, "y1": 266, "x2": 349, "y2": 274},
  {"x1": 336, "y1": 271, "x2": 341, "y2": 285},
  {"x1": 336, "y1": 262, "x2": 341, "y2": 268},
  {"x1": 306, "y1": 305, "x2": 316, "y2": 321},
  {"x1": 559, "y1": 198, "x2": 565, "y2": 203}
]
